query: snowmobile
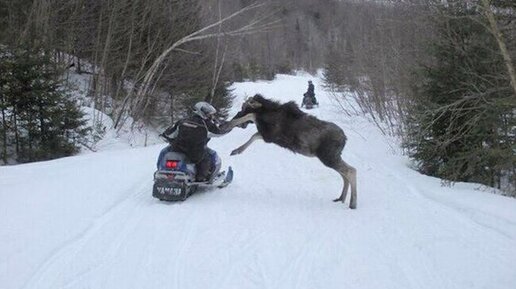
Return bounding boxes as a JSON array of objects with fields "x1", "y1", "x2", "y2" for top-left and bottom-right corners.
[
  {"x1": 152, "y1": 136, "x2": 233, "y2": 202},
  {"x1": 301, "y1": 92, "x2": 319, "y2": 109}
]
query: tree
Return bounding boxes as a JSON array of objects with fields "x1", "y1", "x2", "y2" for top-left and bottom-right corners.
[
  {"x1": 0, "y1": 46, "x2": 89, "y2": 163},
  {"x1": 404, "y1": 3, "x2": 515, "y2": 194}
]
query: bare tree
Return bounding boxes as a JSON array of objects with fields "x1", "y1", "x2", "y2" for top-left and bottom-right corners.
[
  {"x1": 479, "y1": 0, "x2": 516, "y2": 96},
  {"x1": 135, "y1": 2, "x2": 276, "y2": 103}
]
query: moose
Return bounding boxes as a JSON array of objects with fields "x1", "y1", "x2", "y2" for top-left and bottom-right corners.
[{"x1": 221, "y1": 94, "x2": 357, "y2": 209}]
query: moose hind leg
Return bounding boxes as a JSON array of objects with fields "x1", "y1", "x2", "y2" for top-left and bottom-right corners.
[
  {"x1": 341, "y1": 160, "x2": 357, "y2": 209},
  {"x1": 231, "y1": 132, "x2": 262, "y2": 155},
  {"x1": 321, "y1": 155, "x2": 357, "y2": 209},
  {"x1": 333, "y1": 172, "x2": 349, "y2": 203}
]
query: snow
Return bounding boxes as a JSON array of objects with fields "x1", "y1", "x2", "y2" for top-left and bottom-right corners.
[
  {"x1": 1, "y1": 73, "x2": 516, "y2": 289},
  {"x1": 65, "y1": 65, "x2": 162, "y2": 152}
]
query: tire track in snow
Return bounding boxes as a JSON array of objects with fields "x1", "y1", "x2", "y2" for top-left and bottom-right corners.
[
  {"x1": 267, "y1": 226, "x2": 330, "y2": 289},
  {"x1": 216, "y1": 229, "x2": 267, "y2": 289},
  {"x1": 241, "y1": 250, "x2": 271, "y2": 289},
  {"x1": 388, "y1": 167, "x2": 516, "y2": 241},
  {"x1": 56, "y1": 189, "x2": 152, "y2": 289},
  {"x1": 381, "y1": 166, "x2": 516, "y2": 284},
  {"x1": 22, "y1": 178, "x2": 152, "y2": 289},
  {"x1": 367, "y1": 196, "x2": 455, "y2": 289},
  {"x1": 291, "y1": 235, "x2": 328, "y2": 289},
  {"x1": 273, "y1": 237, "x2": 314, "y2": 288},
  {"x1": 172, "y1": 204, "x2": 201, "y2": 289}
]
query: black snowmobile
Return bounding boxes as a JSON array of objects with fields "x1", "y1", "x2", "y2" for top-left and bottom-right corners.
[
  {"x1": 153, "y1": 136, "x2": 233, "y2": 202},
  {"x1": 301, "y1": 92, "x2": 319, "y2": 109}
]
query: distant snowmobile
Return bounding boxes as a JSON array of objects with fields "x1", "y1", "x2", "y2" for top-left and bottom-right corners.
[
  {"x1": 153, "y1": 135, "x2": 233, "y2": 202},
  {"x1": 301, "y1": 92, "x2": 319, "y2": 109}
]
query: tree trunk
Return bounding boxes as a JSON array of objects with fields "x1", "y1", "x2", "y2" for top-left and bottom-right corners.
[
  {"x1": 13, "y1": 107, "x2": 19, "y2": 157},
  {"x1": 481, "y1": 0, "x2": 516, "y2": 97},
  {"x1": 1, "y1": 98, "x2": 7, "y2": 163}
]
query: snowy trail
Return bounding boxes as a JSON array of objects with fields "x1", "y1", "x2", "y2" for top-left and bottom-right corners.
[{"x1": 1, "y1": 73, "x2": 516, "y2": 289}]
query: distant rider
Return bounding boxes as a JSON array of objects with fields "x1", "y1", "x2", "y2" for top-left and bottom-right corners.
[
  {"x1": 306, "y1": 80, "x2": 318, "y2": 105},
  {"x1": 302, "y1": 80, "x2": 318, "y2": 107},
  {"x1": 157, "y1": 102, "x2": 229, "y2": 182}
]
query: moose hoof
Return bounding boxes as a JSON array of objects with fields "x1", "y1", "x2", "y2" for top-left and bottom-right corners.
[
  {"x1": 349, "y1": 201, "x2": 357, "y2": 209},
  {"x1": 230, "y1": 149, "x2": 241, "y2": 156},
  {"x1": 333, "y1": 197, "x2": 343, "y2": 203}
]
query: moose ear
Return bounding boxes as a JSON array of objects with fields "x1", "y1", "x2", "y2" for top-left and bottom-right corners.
[
  {"x1": 248, "y1": 99, "x2": 262, "y2": 109},
  {"x1": 242, "y1": 97, "x2": 251, "y2": 109},
  {"x1": 243, "y1": 97, "x2": 262, "y2": 109}
]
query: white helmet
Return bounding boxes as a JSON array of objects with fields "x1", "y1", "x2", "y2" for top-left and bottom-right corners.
[{"x1": 193, "y1": 101, "x2": 217, "y2": 119}]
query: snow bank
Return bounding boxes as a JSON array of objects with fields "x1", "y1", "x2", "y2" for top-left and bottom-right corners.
[{"x1": 65, "y1": 66, "x2": 161, "y2": 152}]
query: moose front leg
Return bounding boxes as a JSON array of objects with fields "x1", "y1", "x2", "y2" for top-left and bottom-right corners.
[
  {"x1": 231, "y1": 132, "x2": 262, "y2": 155},
  {"x1": 221, "y1": 113, "x2": 256, "y2": 131}
]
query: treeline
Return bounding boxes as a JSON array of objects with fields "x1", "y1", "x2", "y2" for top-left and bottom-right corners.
[
  {"x1": 0, "y1": 0, "x2": 336, "y2": 125},
  {"x1": 0, "y1": 0, "x2": 337, "y2": 164},
  {"x1": 201, "y1": 0, "x2": 340, "y2": 80},
  {"x1": 323, "y1": 0, "x2": 516, "y2": 195},
  {"x1": 1, "y1": 0, "x2": 221, "y2": 163},
  {"x1": 1, "y1": 0, "x2": 239, "y2": 126}
]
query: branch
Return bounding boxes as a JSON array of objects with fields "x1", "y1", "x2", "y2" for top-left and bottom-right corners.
[
  {"x1": 172, "y1": 48, "x2": 201, "y2": 55},
  {"x1": 136, "y1": 2, "x2": 275, "y2": 100}
]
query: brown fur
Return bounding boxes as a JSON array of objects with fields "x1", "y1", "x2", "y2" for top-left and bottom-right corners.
[{"x1": 222, "y1": 94, "x2": 357, "y2": 208}]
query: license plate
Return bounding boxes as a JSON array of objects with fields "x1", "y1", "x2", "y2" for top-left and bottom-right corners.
[{"x1": 156, "y1": 186, "x2": 182, "y2": 196}]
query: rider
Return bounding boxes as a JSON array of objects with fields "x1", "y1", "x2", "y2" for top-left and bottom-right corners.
[
  {"x1": 157, "y1": 101, "x2": 229, "y2": 182},
  {"x1": 304, "y1": 80, "x2": 318, "y2": 106}
]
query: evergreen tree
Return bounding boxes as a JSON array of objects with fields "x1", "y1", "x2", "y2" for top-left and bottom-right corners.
[
  {"x1": 0, "y1": 46, "x2": 89, "y2": 163},
  {"x1": 324, "y1": 39, "x2": 358, "y2": 90},
  {"x1": 404, "y1": 4, "x2": 515, "y2": 193}
]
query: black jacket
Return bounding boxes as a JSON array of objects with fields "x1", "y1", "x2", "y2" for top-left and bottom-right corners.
[
  {"x1": 307, "y1": 83, "x2": 315, "y2": 96},
  {"x1": 163, "y1": 115, "x2": 226, "y2": 163}
]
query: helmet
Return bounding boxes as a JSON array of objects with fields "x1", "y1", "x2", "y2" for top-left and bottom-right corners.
[
  {"x1": 193, "y1": 101, "x2": 217, "y2": 119},
  {"x1": 308, "y1": 80, "x2": 312, "y2": 84}
]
